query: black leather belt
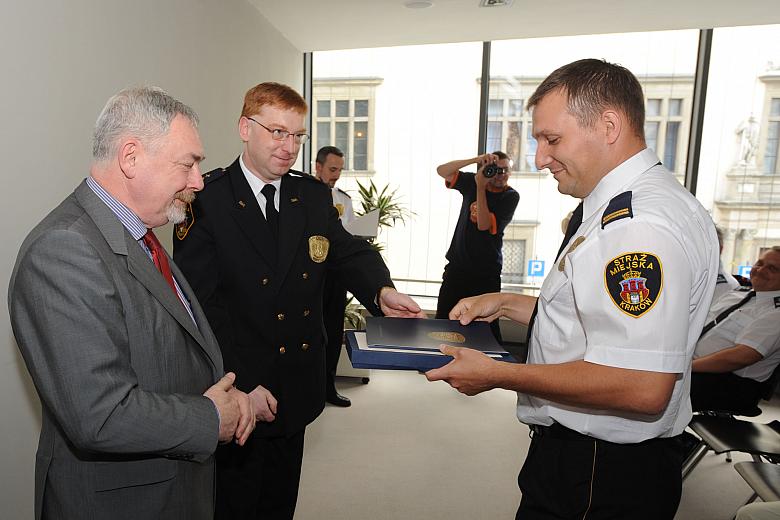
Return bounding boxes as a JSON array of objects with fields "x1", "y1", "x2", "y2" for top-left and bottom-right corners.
[
  {"x1": 529, "y1": 422, "x2": 677, "y2": 446},
  {"x1": 529, "y1": 422, "x2": 594, "y2": 441}
]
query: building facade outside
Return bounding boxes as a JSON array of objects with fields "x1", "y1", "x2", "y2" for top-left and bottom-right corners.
[{"x1": 312, "y1": 25, "x2": 780, "y2": 302}]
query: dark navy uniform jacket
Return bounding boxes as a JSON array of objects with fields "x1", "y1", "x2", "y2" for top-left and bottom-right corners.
[{"x1": 174, "y1": 157, "x2": 392, "y2": 436}]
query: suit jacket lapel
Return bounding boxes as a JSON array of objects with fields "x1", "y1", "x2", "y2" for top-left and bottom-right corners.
[
  {"x1": 277, "y1": 175, "x2": 305, "y2": 285},
  {"x1": 226, "y1": 160, "x2": 278, "y2": 268},
  {"x1": 74, "y1": 181, "x2": 218, "y2": 371}
]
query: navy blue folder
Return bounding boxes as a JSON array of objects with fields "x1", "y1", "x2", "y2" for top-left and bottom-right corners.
[
  {"x1": 365, "y1": 317, "x2": 505, "y2": 354},
  {"x1": 346, "y1": 319, "x2": 515, "y2": 371}
]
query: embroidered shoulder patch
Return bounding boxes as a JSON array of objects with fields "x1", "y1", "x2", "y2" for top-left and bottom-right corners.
[
  {"x1": 175, "y1": 202, "x2": 194, "y2": 240},
  {"x1": 602, "y1": 191, "x2": 633, "y2": 229},
  {"x1": 604, "y1": 252, "x2": 663, "y2": 318}
]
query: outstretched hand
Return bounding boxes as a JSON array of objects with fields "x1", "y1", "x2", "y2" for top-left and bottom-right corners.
[
  {"x1": 449, "y1": 292, "x2": 505, "y2": 325},
  {"x1": 425, "y1": 345, "x2": 500, "y2": 396},
  {"x1": 379, "y1": 287, "x2": 427, "y2": 318}
]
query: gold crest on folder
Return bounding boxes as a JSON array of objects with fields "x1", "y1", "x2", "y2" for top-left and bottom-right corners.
[{"x1": 427, "y1": 331, "x2": 466, "y2": 343}]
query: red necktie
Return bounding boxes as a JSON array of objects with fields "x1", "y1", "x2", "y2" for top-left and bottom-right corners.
[{"x1": 142, "y1": 229, "x2": 178, "y2": 295}]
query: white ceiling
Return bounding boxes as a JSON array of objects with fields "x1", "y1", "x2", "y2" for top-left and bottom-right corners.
[{"x1": 248, "y1": 0, "x2": 780, "y2": 53}]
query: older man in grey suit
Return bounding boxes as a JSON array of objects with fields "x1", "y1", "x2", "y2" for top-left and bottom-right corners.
[{"x1": 9, "y1": 87, "x2": 255, "y2": 520}]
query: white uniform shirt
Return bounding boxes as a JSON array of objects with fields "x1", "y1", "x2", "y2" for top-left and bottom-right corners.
[
  {"x1": 331, "y1": 187, "x2": 355, "y2": 224},
  {"x1": 518, "y1": 149, "x2": 719, "y2": 443},
  {"x1": 713, "y1": 261, "x2": 741, "y2": 302},
  {"x1": 240, "y1": 154, "x2": 280, "y2": 215},
  {"x1": 694, "y1": 288, "x2": 780, "y2": 382}
]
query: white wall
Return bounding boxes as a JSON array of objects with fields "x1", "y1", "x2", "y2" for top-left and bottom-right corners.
[{"x1": 0, "y1": 1, "x2": 301, "y2": 517}]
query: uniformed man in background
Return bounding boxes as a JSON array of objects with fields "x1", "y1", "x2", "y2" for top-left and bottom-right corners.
[
  {"x1": 314, "y1": 145, "x2": 354, "y2": 406},
  {"x1": 427, "y1": 59, "x2": 719, "y2": 519},
  {"x1": 174, "y1": 82, "x2": 424, "y2": 520}
]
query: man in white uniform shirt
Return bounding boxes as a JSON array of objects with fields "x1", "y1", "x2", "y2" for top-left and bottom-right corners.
[
  {"x1": 315, "y1": 146, "x2": 354, "y2": 406},
  {"x1": 691, "y1": 246, "x2": 780, "y2": 413},
  {"x1": 427, "y1": 59, "x2": 719, "y2": 519}
]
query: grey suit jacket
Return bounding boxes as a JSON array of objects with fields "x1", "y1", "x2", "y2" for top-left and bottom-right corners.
[{"x1": 9, "y1": 180, "x2": 224, "y2": 520}]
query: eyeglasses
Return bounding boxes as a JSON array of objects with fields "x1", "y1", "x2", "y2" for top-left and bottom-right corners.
[{"x1": 246, "y1": 117, "x2": 310, "y2": 145}]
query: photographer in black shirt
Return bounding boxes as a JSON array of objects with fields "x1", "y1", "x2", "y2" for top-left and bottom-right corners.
[{"x1": 435, "y1": 151, "x2": 519, "y2": 341}]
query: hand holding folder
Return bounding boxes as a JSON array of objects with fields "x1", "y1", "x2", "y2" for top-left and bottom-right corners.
[{"x1": 345, "y1": 317, "x2": 515, "y2": 372}]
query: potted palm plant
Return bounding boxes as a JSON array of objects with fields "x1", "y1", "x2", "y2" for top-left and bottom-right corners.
[{"x1": 344, "y1": 179, "x2": 414, "y2": 328}]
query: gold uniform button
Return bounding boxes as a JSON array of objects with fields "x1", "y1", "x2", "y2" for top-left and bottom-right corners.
[
  {"x1": 261, "y1": 278, "x2": 269, "y2": 286},
  {"x1": 301, "y1": 343, "x2": 309, "y2": 351},
  {"x1": 277, "y1": 313, "x2": 285, "y2": 321},
  {"x1": 303, "y1": 309, "x2": 310, "y2": 317},
  {"x1": 302, "y1": 272, "x2": 309, "y2": 280},
  {"x1": 279, "y1": 346, "x2": 286, "y2": 354}
]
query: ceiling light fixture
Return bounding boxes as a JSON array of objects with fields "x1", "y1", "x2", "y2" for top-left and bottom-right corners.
[
  {"x1": 479, "y1": 0, "x2": 514, "y2": 6},
  {"x1": 404, "y1": 0, "x2": 433, "y2": 8}
]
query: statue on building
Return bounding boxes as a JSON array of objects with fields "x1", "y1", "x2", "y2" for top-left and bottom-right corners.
[{"x1": 735, "y1": 115, "x2": 759, "y2": 166}]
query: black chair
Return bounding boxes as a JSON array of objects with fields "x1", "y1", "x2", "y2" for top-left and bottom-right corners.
[
  {"x1": 682, "y1": 417, "x2": 780, "y2": 480},
  {"x1": 734, "y1": 461, "x2": 780, "y2": 504},
  {"x1": 683, "y1": 363, "x2": 780, "y2": 475}
]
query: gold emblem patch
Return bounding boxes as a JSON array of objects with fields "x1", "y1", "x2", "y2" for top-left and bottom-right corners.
[
  {"x1": 308, "y1": 235, "x2": 329, "y2": 263},
  {"x1": 604, "y1": 252, "x2": 663, "y2": 318},
  {"x1": 175, "y1": 203, "x2": 194, "y2": 240},
  {"x1": 335, "y1": 203, "x2": 345, "y2": 217},
  {"x1": 427, "y1": 331, "x2": 466, "y2": 343}
]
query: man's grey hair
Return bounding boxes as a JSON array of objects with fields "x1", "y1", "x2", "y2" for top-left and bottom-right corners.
[{"x1": 92, "y1": 87, "x2": 199, "y2": 161}]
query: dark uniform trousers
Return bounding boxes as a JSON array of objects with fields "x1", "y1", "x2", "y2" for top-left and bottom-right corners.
[
  {"x1": 435, "y1": 265, "x2": 502, "y2": 342},
  {"x1": 517, "y1": 423, "x2": 684, "y2": 519},
  {"x1": 215, "y1": 431, "x2": 305, "y2": 520},
  {"x1": 173, "y1": 159, "x2": 392, "y2": 520},
  {"x1": 322, "y1": 274, "x2": 347, "y2": 392}
]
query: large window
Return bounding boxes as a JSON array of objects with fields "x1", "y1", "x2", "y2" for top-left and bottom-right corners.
[
  {"x1": 489, "y1": 31, "x2": 698, "y2": 289},
  {"x1": 312, "y1": 26, "x2": 780, "y2": 302},
  {"x1": 313, "y1": 44, "x2": 484, "y2": 301},
  {"x1": 695, "y1": 25, "x2": 780, "y2": 277}
]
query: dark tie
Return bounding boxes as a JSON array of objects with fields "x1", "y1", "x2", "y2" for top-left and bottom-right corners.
[
  {"x1": 524, "y1": 202, "x2": 584, "y2": 354},
  {"x1": 261, "y1": 183, "x2": 279, "y2": 237},
  {"x1": 142, "y1": 229, "x2": 178, "y2": 295},
  {"x1": 699, "y1": 290, "x2": 756, "y2": 339}
]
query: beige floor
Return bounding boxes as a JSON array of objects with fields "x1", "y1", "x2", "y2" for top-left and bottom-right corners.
[{"x1": 294, "y1": 370, "x2": 779, "y2": 519}]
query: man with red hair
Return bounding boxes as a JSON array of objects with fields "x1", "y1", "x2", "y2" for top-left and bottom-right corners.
[{"x1": 174, "y1": 82, "x2": 423, "y2": 519}]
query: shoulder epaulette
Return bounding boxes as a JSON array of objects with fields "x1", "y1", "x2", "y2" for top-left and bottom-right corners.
[
  {"x1": 202, "y1": 168, "x2": 227, "y2": 185},
  {"x1": 335, "y1": 187, "x2": 352, "y2": 198},
  {"x1": 601, "y1": 191, "x2": 633, "y2": 229},
  {"x1": 287, "y1": 169, "x2": 319, "y2": 181}
]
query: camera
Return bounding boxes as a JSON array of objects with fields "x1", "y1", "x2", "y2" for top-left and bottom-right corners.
[{"x1": 483, "y1": 163, "x2": 503, "y2": 178}]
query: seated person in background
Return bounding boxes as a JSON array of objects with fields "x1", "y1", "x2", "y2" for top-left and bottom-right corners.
[
  {"x1": 714, "y1": 226, "x2": 740, "y2": 302},
  {"x1": 691, "y1": 246, "x2": 780, "y2": 413}
]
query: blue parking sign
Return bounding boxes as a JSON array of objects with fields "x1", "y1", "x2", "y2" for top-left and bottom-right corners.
[
  {"x1": 737, "y1": 265, "x2": 752, "y2": 279},
  {"x1": 528, "y1": 260, "x2": 545, "y2": 277}
]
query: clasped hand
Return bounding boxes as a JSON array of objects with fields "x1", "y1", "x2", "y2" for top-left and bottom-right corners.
[{"x1": 203, "y1": 372, "x2": 255, "y2": 445}]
